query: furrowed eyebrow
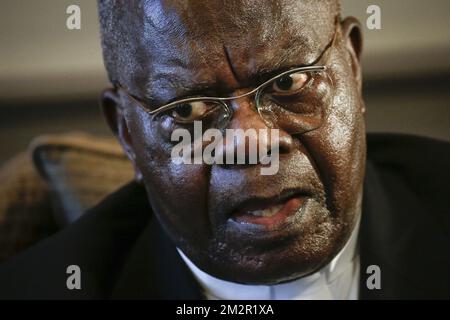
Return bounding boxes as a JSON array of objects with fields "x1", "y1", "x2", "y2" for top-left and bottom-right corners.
[
  {"x1": 144, "y1": 19, "x2": 338, "y2": 107},
  {"x1": 250, "y1": 17, "x2": 339, "y2": 82},
  {"x1": 251, "y1": 31, "x2": 337, "y2": 83},
  {"x1": 152, "y1": 49, "x2": 321, "y2": 103},
  {"x1": 145, "y1": 49, "x2": 324, "y2": 108}
]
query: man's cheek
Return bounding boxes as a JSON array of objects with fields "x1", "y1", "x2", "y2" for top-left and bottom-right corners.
[
  {"x1": 301, "y1": 101, "x2": 363, "y2": 215},
  {"x1": 127, "y1": 114, "x2": 214, "y2": 242},
  {"x1": 141, "y1": 154, "x2": 213, "y2": 243},
  {"x1": 327, "y1": 52, "x2": 367, "y2": 200}
]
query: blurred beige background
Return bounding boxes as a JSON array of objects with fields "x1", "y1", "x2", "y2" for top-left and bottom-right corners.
[{"x1": 0, "y1": 0, "x2": 449, "y2": 164}]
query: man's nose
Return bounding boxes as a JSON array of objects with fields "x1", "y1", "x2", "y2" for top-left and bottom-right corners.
[{"x1": 219, "y1": 92, "x2": 295, "y2": 164}]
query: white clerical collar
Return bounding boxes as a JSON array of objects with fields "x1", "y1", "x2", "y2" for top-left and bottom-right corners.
[{"x1": 178, "y1": 215, "x2": 361, "y2": 300}]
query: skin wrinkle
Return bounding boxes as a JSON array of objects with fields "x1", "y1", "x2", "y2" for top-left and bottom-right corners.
[
  {"x1": 99, "y1": 0, "x2": 366, "y2": 285},
  {"x1": 291, "y1": 28, "x2": 340, "y2": 219},
  {"x1": 223, "y1": 44, "x2": 241, "y2": 85}
]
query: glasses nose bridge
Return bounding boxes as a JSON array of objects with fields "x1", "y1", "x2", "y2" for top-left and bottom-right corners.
[
  {"x1": 222, "y1": 86, "x2": 262, "y2": 114},
  {"x1": 220, "y1": 86, "x2": 274, "y2": 130}
]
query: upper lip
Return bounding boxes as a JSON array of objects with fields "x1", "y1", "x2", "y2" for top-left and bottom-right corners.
[{"x1": 230, "y1": 188, "x2": 310, "y2": 218}]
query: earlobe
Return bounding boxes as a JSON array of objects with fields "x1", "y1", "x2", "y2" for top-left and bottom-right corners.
[{"x1": 100, "y1": 88, "x2": 144, "y2": 183}]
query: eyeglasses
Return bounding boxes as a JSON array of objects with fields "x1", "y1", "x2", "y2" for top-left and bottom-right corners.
[{"x1": 117, "y1": 26, "x2": 337, "y2": 137}]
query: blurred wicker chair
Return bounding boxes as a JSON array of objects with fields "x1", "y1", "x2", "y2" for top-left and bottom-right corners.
[{"x1": 0, "y1": 132, "x2": 134, "y2": 263}]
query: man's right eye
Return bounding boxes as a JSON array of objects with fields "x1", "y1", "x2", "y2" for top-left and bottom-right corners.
[
  {"x1": 272, "y1": 72, "x2": 310, "y2": 95},
  {"x1": 171, "y1": 101, "x2": 209, "y2": 123}
]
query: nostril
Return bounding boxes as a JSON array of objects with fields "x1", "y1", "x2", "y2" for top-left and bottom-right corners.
[
  {"x1": 277, "y1": 134, "x2": 295, "y2": 154},
  {"x1": 278, "y1": 143, "x2": 293, "y2": 154}
]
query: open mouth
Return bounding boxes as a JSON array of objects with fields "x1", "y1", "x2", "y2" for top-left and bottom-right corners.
[{"x1": 231, "y1": 194, "x2": 307, "y2": 230}]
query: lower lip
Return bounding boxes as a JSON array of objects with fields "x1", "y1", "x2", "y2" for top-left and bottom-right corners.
[{"x1": 232, "y1": 196, "x2": 306, "y2": 230}]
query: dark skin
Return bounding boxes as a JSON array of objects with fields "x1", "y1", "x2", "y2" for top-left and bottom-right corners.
[{"x1": 100, "y1": 0, "x2": 366, "y2": 284}]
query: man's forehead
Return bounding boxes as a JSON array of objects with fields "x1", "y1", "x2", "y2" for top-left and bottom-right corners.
[{"x1": 119, "y1": 0, "x2": 339, "y2": 102}]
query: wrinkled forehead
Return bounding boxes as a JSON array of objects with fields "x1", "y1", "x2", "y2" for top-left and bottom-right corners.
[{"x1": 116, "y1": 0, "x2": 338, "y2": 101}]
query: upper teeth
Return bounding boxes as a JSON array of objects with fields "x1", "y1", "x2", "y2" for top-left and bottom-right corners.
[{"x1": 249, "y1": 204, "x2": 283, "y2": 217}]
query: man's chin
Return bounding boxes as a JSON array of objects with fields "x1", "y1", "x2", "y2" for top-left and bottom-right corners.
[
  {"x1": 195, "y1": 240, "x2": 338, "y2": 285},
  {"x1": 203, "y1": 253, "x2": 330, "y2": 285}
]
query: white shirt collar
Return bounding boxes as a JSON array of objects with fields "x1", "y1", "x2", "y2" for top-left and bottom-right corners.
[{"x1": 178, "y1": 216, "x2": 361, "y2": 300}]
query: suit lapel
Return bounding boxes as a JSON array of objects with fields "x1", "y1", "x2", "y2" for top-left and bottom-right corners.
[
  {"x1": 111, "y1": 215, "x2": 203, "y2": 299},
  {"x1": 359, "y1": 160, "x2": 449, "y2": 299}
]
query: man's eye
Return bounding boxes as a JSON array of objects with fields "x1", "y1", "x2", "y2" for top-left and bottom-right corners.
[
  {"x1": 272, "y1": 72, "x2": 310, "y2": 94},
  {"x1": 171, "y1": 101, "x2": 208, "y2": 122}
]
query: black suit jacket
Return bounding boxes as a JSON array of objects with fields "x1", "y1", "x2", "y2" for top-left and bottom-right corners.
[{"x1": 0, "y1": 133, "x2": 449, "y2": 299}]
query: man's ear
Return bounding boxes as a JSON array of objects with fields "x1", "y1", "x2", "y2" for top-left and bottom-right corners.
[
  {"x1": 100, "y1": 88, "x2": 144, "y2": 183},
  {"x1": 341, "y1": 17, "x2": 365, "y2": 112}
]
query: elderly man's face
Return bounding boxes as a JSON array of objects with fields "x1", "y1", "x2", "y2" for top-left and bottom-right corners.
[{"x1": 101, "y1": 0, "x2": 366, "y2": 284}]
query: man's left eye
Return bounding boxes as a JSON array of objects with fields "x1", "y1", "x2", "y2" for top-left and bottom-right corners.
[
  {"x1": 171, "y1": 101, "x2": 208, "y2": 122},
  {"x1": 272, "y1": 72, "x2": 310, "y2": 93}
]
